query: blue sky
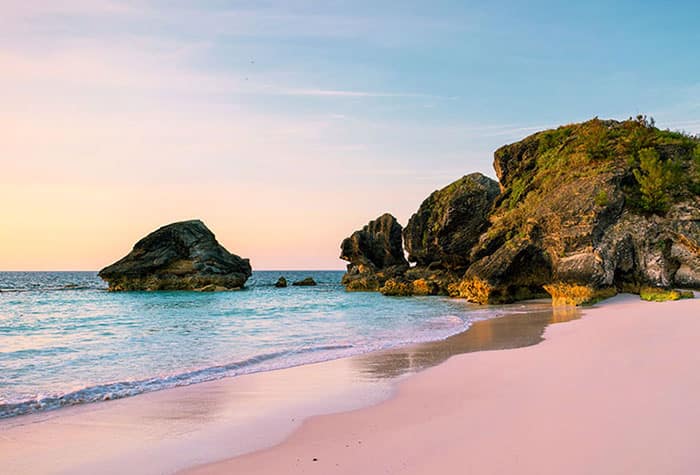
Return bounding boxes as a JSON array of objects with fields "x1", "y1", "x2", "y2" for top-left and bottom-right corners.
[{"x1": 2, "y1": 0, "x2": 699, "y2": 269}]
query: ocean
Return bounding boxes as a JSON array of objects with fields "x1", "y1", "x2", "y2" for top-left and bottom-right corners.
[{"x1": 0, "y1": 270, "x2": 507, "y2": 419}]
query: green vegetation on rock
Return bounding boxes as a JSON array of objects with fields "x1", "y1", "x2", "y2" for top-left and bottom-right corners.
[
  {"x1": 340, "y1": 116, "x2": 700, "y2": 305},
  {"x1": 633, "y1": 148, "x2": 674, "y2": 213},
  {"x1": 640, "y1": 287, "x2": 695, "y2": 302},
  {"x1": 466, "y1": 116, "x2": 700, "y2": 304},
  {"x1": 544, "y1": 283, "x2": 617, "y2": 306},
  {"x1": 379, "y1": 279, "x2": 415, "y2": 297}
]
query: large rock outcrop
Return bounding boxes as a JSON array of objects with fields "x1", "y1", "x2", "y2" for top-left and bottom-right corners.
[
  {"x1": 377, "y1": 173, "x2": 501, "y2": 296},
  {"x1": 340, "y1": 213, "x2": 408, "y2": 291},
  {"x1": 452, "y1": 117, "x2": 700, "y2": 303},
  {"x1": 404, "y1": 173, "x2": 500, "y2": 269},
  {"x1": 99, "y1": 220, "x2": 252, "y2": 291},
  {"x1": 341, "y1": 117, "x2": 700, "y2": 304}
]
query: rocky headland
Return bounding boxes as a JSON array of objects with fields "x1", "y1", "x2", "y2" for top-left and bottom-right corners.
[
  {"x1": 99, "y1": 220, "x2": 252, "y2": 291},
  {"x1": 340, "y1": 117, "x2": 700, "y2": 304}
]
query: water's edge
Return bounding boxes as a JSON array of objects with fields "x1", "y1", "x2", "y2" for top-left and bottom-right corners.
[
  {"x1": 0, "y1": 322, "x2": 473, "y2": 419},
  {"x1": 1, "y1": 299, "x2": 578, "y2": 421},
  {"x1": 0, "y1": 271, "x2": 578, "y2": 421},
  {"x1": 0, "y1": 300, "x2": 582, "y2": 475}
]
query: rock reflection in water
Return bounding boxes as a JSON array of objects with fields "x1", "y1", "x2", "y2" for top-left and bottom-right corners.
[{"x1": 355, "y1": 304, "x2": 580, "y2": 380}]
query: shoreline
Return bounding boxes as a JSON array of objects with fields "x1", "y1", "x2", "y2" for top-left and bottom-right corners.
[
  {"x1": 183, "y1": 294, "x2": 700, "y2": 475},
  {"x1": 0, "y1": 297, "x2": 543, "y2": 420},
  {"x1": 0, "y1": 271, "x2": 511, "y2": 421},
  {"x1": 2, "y1": 294, "x2": 698, "y2": 474},
  {"x1": 0, "y1": 300, "x2": 569, "y2": 475}
]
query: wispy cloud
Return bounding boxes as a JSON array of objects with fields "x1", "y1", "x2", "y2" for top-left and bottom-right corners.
[
  {"x1": 459, "y1": 124, "x2": 553, "y2": 138},
  {"x1": 272, "y1": 87, "x2": 445, "y2": 98},
  {"x1": 0, "y1": 45, "x2": 437, "y2": 101},
  {"x1": 663, "y1": 120, "x2": 700, "y2": 134},
  {"x1": 2, "y1": 0, "x2": 471, "y2": 44},
  {"x1": 0, "y1": 1, "x2": 463, "y2": 104},
  {"x1": 2, "y1": 0, "x2": 137, "y2": 18}
]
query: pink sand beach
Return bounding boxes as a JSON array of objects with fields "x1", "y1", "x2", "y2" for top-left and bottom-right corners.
[
  {"x1": 184, "y1": 294, "x2": 700, "y2": 475},
  {"x1": 2, "y1": 295, "x2": 699, "y2": 475}
]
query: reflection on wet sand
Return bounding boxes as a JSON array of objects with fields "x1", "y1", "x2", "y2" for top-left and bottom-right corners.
[
  {"x1": 355, "y1": 303, "x2": 580, "y2": 379},
  {"x1": 0, "y1": 301, "x2": 581, "y2": 475}
]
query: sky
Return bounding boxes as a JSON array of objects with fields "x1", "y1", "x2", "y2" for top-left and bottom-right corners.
[{"x1": 2, "y1": 0, "x2": 699, "y2": 270}]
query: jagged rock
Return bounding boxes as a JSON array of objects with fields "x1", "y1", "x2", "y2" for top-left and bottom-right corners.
[
  {"x1": 380, "y1": 277, "x2": 438, "y2": 297},
  {"x1": 341, "y1": 213, "x2": 407, "y2": 269},
  {"x1": 342, "y1": 264, "x2": 407, "y2": 292},
  {"x1": 274, "y1": 276, "x2": 288, "y2": 288},
  {"x1": 379, "y1": 279, "x2": 414, "y2": 296},
  {"x1": 400, "y1": 266, "x2": 460, "y2": 296},
  {"x1": 98, "y1": 220, "x2": 252, "y2": 291},
  {"x1": 404, "y1": 173, "x2": 500, "y2": 270},
  {"x1": 455, "y1": 242, "x2": 553, "y2": 303},
  {"x1": 292, "y1": 277, "x2": 317, "y2": 286},
  {"x1": 340, "y1": 214, "x2": 408, "y2": 291}
]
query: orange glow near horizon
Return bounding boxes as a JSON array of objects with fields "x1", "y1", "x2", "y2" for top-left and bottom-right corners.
[
  {"x1": 0, "y1": 38, "x2": 466, "y2": 271},
  {"x1": 0, "y1": 182, "x2": 427, "y2": 271}
]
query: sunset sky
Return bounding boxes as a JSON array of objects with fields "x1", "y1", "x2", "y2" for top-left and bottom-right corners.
[{"x1": 2, "y1": 0, "x2": 699, "y2": 270}]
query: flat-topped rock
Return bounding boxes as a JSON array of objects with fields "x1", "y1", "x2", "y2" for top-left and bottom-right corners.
[
  {"x1": 98, "y1": 220, "x2": 252, "y2": 291},
  {"x1": 292, "y1": 277, "x2": 317, "y2": 286}
]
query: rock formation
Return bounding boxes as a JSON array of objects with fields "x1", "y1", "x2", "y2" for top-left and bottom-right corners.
[
  {"x1": 340, "y1": 213, "x2": 408, "y2": 291},
  {"x1": 292, "y1": 277, "x2": 317, "y2": 286},
  {"x1": 99, "y1": 220, "x2": 252, "y2": 291},
  {"x1": 377, "y1": 173, "x2": 501, "y2": 296},
  {"x1": 454, "y1": 117, "x2": 700, "y2": 303},
  {"x1": 403, "y1": 173, "x2": 500, "y2": 269},
  {"x1": 341, "y1": 117, "x2": 700, "y2": 304},
  {"x1": 274, "y1": 276, "x2": 288, "y2": 288}
]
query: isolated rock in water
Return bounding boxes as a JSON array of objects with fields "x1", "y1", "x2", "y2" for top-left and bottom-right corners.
[
  {"x1": 274, "y1": 276, "x2": 288, "y2": 288},
  {"x1": 403, "y1": 173, "x2": 500, "y2": 270},
  {"x1": 98, "y1": 220, "x2": 252, "y2": 291},
  {"x1": 340, "y1": 213, "x2": 409, "y2": 291},
  {"x1": 292, "y1": 277, "x2": 317, "y2": 286}
]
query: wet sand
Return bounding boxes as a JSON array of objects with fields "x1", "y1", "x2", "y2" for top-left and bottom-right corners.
[
  {"x1": 184, "y1": 294, "x2": 700, "y2": 475},
  {"x1": 0, "y1": 301, "x2": 568, "y2": 475}
]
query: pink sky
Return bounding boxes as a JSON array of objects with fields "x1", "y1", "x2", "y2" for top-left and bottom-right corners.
[
  {"x1": 3, "y1": 1, "x2": 698, "y2": 270},
  {"x1": 0, "y1": 3, "x2": 494, "y2": 270}
]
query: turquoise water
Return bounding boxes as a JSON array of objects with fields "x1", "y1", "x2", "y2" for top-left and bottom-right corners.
[{"x1": 0, "y1": 271, "x2": 503, "y2": 418}]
